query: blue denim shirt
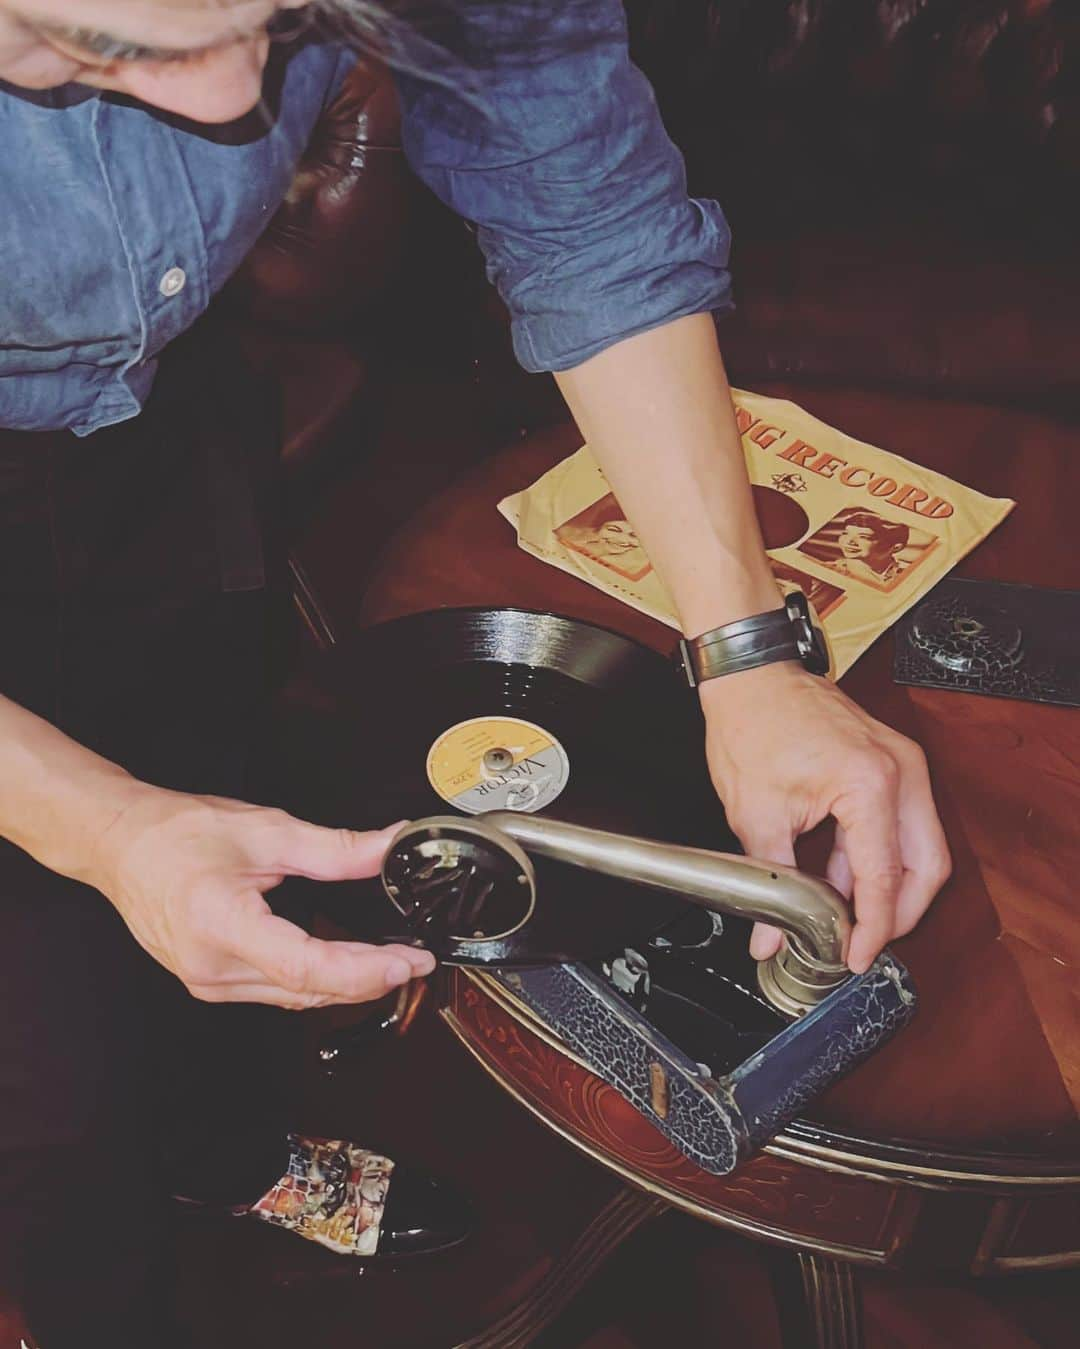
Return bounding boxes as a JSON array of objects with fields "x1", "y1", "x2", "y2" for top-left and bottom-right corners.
[{"x1": 0, "y1": 2, "x2": 731, "y2": 436}]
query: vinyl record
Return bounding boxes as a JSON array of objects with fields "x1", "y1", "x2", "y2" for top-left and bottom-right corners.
[{"x1": 272, "y1": 608, "x2": 738, "y2": 964}]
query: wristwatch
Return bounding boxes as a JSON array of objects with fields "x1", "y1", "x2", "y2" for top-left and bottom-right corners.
[{"x1": 674, "y1": 590, "x2": 830, "y2": 688}]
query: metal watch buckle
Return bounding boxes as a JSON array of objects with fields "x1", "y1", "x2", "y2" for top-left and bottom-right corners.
[
  {"x1": 784, "y1": 591, "x2": 830, "y2": 676},
  {"x1": 676, "y1": 637, "x2": 698, "y2": 689},
  {"x1": 785, "y1": 592, "x2": 814, "y2": 660}
]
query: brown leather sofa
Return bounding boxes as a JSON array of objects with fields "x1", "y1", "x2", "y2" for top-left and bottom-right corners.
[
  {"x1": 215, "y1": 1, "x2": 1078, "y2": 635},
  {"x1": 626, "y1": 0, "x2": 1080, "y2": 404},
  {"x1": 215, "y1": 59, "x2": 430, "y2": 487}
]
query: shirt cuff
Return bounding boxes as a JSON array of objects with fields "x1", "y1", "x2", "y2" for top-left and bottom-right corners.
[{"x1": 504, "y1": 197, "x2": 734, "y2": 372}]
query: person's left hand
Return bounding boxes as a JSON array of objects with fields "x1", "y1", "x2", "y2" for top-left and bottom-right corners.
[{"x1": 700, "y1": 661, "x2": 952, "y2": 973}]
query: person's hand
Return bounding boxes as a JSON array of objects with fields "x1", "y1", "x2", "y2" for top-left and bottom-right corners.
[
  {"x1": 700, "y1": 662, "x2": 951, "y2": 973},
  {"x1": 87, "y1": 785, "x2": 434, "y2": 1009}
]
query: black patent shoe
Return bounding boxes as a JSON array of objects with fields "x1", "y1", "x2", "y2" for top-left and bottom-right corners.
[
  {"x1": 247, "y1": 1133, "x2": 472, "y2": 1258},
  {"x1": 378, "y1": 1163, "x2": 472, "y2": 1257}
]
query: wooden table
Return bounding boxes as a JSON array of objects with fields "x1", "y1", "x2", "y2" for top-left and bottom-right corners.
[{"x1": 353, "y1": 385, "x2": 1079, "y2": 1347}]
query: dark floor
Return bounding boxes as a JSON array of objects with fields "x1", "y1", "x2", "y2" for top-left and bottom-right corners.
[{"x1": 5, "y1": 1201, "x2": 1078, "y2": 1348}]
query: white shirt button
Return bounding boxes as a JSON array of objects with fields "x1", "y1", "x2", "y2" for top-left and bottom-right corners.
[{"x1": 159, "y1": 266, "x2": 187, "y2": 298}]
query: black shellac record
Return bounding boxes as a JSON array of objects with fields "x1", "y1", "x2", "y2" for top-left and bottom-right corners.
[{"x1": 271, "y1": 608, "x2": 743, "y2": 964}]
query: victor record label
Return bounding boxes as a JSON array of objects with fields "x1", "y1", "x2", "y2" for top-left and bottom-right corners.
[{"x1": 426, "y1": 716, "x2": 570, "y2": 815}]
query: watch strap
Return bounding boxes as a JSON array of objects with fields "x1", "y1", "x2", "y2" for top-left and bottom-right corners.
[{"x1": 675, "y1": 591, "x2": 829, "y2": 687}]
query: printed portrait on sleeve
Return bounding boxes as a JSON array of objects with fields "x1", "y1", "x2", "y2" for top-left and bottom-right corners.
[
  {"x1": 798, "y1": 507, "x2": 938, "y2": 593},
  {"x1": 555, "y1": 493, "x2": 653, "y2": 581}
]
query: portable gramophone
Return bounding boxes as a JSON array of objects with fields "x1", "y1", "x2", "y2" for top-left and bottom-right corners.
[
  {"x1": 374, "y1": 808, "x2": 915, "y2": 1176},
  {"x1": 279, "y1": 607, "x2": 917, "y2": 1177}
]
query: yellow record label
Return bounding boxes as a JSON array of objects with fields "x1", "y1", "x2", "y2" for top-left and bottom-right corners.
[{"x1": 426, "y1": 716, "x2": 570, "y2": 815}]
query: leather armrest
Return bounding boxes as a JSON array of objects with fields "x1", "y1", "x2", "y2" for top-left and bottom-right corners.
[{"x1": 225, "y1": 59, "x2": 423, "y2": 331}]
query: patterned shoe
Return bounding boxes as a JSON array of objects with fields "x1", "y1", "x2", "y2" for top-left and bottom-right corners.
[{"x1": 248, "y1": 1133, "x2": 472, "y2": 1258}]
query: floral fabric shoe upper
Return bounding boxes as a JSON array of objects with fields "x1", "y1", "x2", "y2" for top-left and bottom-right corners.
[{"x1": 249, "y1": 1133, "x2": 394, "y2": 1256}]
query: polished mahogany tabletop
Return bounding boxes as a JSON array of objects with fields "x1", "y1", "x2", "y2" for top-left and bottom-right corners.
[{"x1": 358, "y1": 384, "x2": 1079, "y2": 1171}]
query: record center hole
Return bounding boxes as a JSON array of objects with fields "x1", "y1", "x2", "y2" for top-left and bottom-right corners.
[{"x1": 482, "y1": 746, "x2": 515, "y2": 775}]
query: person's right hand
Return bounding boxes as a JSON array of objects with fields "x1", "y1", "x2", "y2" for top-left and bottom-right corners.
[{"x1": 87, "y1": 785, "x2": 434, "y2": 1009}]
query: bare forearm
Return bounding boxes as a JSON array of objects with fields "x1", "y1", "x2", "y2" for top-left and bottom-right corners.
[
  {"x1": 557, "y1": 312, "x2": 951, "y2": 969},
  {"x1": 554, "y1": 312, "x2": 778, "y2": 635},
  {"x1": 0, "y1": 691, "x2": 143, "y2": 885},
  {"x1": 0, "y1": 693, "x2": 435, "y2": 1005}
]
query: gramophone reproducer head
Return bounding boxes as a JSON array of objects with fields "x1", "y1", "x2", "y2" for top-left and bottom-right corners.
[{"x1": 382, "y1": 817, "x2": 536, "y2": 946}]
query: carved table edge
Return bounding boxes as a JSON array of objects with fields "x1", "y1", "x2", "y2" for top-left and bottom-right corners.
[
  {"x1": 453, "y1": 969, "x2": 1080, "y2": 1194},
  {"x1": 443, "y1": 1003, "x2": 1080, "y2": 1275},
  {"x1": 443, "y1": 1005, "x2": 899, "y2": 1270}
]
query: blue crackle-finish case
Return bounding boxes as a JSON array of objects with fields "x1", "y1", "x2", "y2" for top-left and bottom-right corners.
[{"x1": 493, "y1": 953, "x2": 916, "y2": 1176}]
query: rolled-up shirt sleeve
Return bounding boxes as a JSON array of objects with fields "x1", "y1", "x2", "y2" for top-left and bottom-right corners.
[{"x1": 392, "y1": 0, "x2": 733, "y2": 372}]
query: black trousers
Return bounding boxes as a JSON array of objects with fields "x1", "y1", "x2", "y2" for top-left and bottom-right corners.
[{"x1": 0, "y1": 337, "x2": 298, "y2": 1348}]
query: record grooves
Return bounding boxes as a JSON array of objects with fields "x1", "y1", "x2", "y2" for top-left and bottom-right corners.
[{"x1": 272, "y1": 608, "x2": 742, "y2": 963}]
